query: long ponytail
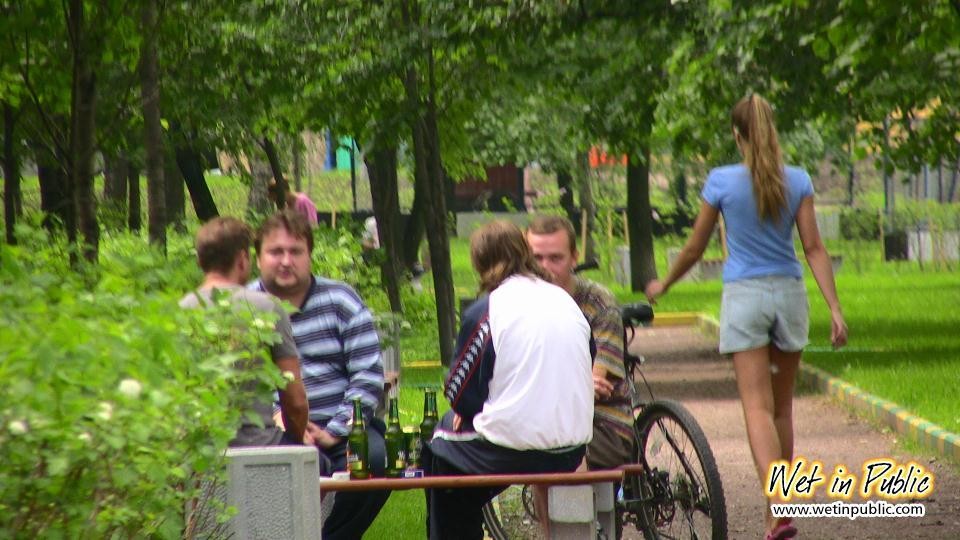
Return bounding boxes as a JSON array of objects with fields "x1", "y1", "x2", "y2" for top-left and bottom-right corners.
[{"x1": 732, "y1": 94, "x2": 786, "y2": 222}]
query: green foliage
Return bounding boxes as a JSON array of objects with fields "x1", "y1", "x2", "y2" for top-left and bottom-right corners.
[{"x1": 0, "y1": 227, "x2": 291, "y2": 538}]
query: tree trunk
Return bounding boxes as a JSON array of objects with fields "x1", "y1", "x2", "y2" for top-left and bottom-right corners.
[
  {"x1": 402, "y1": 0, "x2": 456, "y2": 365},
  {"x1": 292, "y1": 134, "x2": 303, "y2": 192},
  {"x1": 164, "y1": 144, "x2": 186, "y2": 232},
  {"x1": 626, "y1": 149, "x2": 657, "y2": 290},
  {"x1": 365, "y1": 142, "x2": 403, "y2": 313},
  {"x1": 69, "y1": 0, "x2": 99, "y2": 264},
  {"x1": 556, "y1": 168, "x2": 577, "y2": 224},
  {"x1": 3, "y1": 103, "x2": 19, "y2": 245},
  {"x1": 246, "y1": 155, "x2": 274, "y2": 218},
  {"x1": 176, "y1": 144, "x2": 219, "y2": 221},
  {"x1": 577, "y1": 152, "x2": 597, "y2": 263},
  {"x1": 128, "y1": 161, "x2": 142, "y2": 232},
  {"x1": 261, "y1": 135, "x2": 287, "y2": 209},
  {"x1": 140, "y1": 0, "x2": 165, "y2": 250},
  {"x1": 102, "y1": 152, "x2": 129, "y2": 231},
  {"x1": 423, "y1": 52, "x2": 456, "y2": 367},
  {"x1": 404, "y1": 69, "x2": 455, "y2": 366},
  {"x1": 402, "y1": 189, "x2": 425, "y2": 271},
  {"x1": 35, "y1": 141, "x2": 73, "y2": 234}
]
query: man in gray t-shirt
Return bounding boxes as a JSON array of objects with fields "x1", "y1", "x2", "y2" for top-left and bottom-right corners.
[{"x1": 180, "y1": 217, "x2": 308, "y2": 446}]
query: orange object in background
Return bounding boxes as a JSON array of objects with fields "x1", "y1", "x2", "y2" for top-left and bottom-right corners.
[{"x1": 589, "y1": 147, "x2": 628, "y2": 168}]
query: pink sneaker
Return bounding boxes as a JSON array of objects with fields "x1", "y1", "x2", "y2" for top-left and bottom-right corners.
[{"x1": 764, "y1": 519, "x2": 797, "y2": 540}]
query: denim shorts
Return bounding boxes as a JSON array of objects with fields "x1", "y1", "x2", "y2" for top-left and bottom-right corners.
[{"x1": 719, "y1": 276, "x2": 809, "y2": 354}]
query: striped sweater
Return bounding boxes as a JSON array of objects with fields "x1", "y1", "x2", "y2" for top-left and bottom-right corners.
[{"x1": 252, "y1": 276, "x2": 384, "y2": 437}]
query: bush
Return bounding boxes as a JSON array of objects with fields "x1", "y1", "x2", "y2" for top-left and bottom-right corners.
[
  {"x1": 839, "y1": 208, "x2": 879, "y2": 240},
  {"x1": 0, "y1": 227, "x2": 289, "y2": 539}
]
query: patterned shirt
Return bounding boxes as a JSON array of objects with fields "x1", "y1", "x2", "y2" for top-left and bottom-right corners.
[
  {"x1": 571, "y1": 276, "x2": 633, "y2": 441},
  {"x1": 251, "y1": 276, "x2": 383, "y2": 437}
]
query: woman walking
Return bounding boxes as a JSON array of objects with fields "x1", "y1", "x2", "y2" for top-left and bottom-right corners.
[{"x1": 645, "y1": 94, "x2": 847, "y2": 540}]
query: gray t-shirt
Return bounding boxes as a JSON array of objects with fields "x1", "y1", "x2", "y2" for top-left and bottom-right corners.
[{"x1": 180, "y1": 285, "x2": 299, "y2": 446}]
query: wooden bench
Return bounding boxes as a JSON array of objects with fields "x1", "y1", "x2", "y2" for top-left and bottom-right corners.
[{"x1": 319, "y1": 469, "x2": 626, "y2": 539}]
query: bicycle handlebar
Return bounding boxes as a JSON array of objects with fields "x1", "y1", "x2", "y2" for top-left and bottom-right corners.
[{"x1": 621, "y1": 302, "x2": 654, "y2": 328}]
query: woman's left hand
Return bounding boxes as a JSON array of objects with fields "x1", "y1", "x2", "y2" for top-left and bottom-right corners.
[{"x1": 830, "y1": 308, "x2": 848, "y2": 349}]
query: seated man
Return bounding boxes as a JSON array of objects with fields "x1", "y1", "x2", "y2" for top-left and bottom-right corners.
[
  {"x1": 526, "y1": 215, "x2": 634, "y2": 469},
  {"x1": 179, "y1": 216, "x2": 308, "y2": 447},
  {"x1": 250, "y1": 211, "x2": 388, "y2": 540},
  {"x1": 423, "y1": 220, "x2": 595, "y2": 540}
]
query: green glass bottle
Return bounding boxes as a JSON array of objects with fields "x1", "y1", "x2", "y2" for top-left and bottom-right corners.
[
  {"x1": 418, "y1": 389, "x2": 438, "y2": 454},
  {"x1": 384, "y1": 398, "x2": 405, "y2": 478},
  {"x1": 347, "y1": 397, "x2": 370, "y2": 479}
]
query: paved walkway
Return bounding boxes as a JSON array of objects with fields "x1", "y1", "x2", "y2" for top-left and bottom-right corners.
[{"x1": 628, "y1": 326, "x2": 960, "y2": 540}]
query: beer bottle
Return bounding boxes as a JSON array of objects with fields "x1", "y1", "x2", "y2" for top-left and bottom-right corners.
[
  {"x1": 419, "y1": 389, "x2": 438, "y2": 451},
  {"x1": 384, "y1": 397, "x2": 405, "y2": 478},
  {"x1": 404, "y1": 426, "x2": 420, "y2": 469},
  {"x1": 347, "y1": 397, "x2": 370, "y2": 479}
]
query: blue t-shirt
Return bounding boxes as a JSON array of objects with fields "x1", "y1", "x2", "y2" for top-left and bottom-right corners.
[{"x1": 701, "y1": 164, "x2": 814, "y2": 283}]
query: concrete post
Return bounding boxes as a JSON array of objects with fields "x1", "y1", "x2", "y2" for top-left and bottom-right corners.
[
  {"x1": 548, "y1": 484, "x2": 596, "y2": 539},
  {"x1": 593, "y1": 482, "x2": 616, "y2": 539},
  {"x1": 223, "y1": 446, "x2": 322, "y2": 540}
]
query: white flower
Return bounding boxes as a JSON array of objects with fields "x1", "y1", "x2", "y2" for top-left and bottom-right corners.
[
  {"x1": 78, "y1": 432, "x2": 92, "y2": 442},
  {"x1": 8, "y1": 420, "x2": 27, "y2": 435},
  {"x1": 118, "y1": 378, "x2": 143, "y2": 398},
  {"x1": 252, "y1": 318, "x2": 268, "y2": 329},
  {"x1": 97, "y1": 402, "x2": 114, "y2": 422},
  {"x1": 281, "y1": 370, "x2": 296, "y2": 382}
]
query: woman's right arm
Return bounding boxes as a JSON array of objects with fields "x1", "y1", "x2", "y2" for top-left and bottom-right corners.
[
  {"x1": 796, "y1": 196, "x2": 848, "y2": 348},
  {"x1": 645, "y1": 200, "x2": 719, "y2": 302}
]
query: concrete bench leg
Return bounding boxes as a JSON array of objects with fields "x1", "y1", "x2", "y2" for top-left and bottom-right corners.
[
  {"x1": 223, "y1": 446, "x2": 322, "y2": 540},
  {"x1": 593, "y1": 482, "x2": 616, "y2": 539},
  {"x1": 547, "y1": 484, "x2": 596, "y2": 539}
]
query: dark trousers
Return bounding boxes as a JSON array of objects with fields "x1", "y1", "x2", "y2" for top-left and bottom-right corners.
[
  {"x1": 321, "y1": 418, "x2": 391, "y2": 540},
  {"x1": 423, "y1": 412, "x2": 585, "y2": 540}
]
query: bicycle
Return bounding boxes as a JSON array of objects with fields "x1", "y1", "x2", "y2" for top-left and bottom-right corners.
[{"x1": 482, "y1": 301, "x2": 727, "y2": 539}]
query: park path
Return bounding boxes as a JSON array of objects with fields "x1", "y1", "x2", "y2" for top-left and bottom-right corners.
[{"x1": 627, "y1": 326, "x2": 960, "y2": 540}]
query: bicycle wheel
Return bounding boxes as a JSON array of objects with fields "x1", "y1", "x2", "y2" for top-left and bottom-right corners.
[
  {"x1": 482, "y1": 485, "x2": 543, "y2": 540},
  {"x1": 630, "y1": 400, "x2": 727, "y2": 540}
]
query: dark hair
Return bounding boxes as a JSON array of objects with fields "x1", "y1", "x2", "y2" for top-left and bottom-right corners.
[
  {"x1": 732, "y1": 94, "x2": 786, "y2": 222},
  {"x1": 195, "y1": 217, "x2": 252, "y2": 273},
  {"x1": 471, "y1": 220, "x2": 548, "y2": 293},
  {"x1": 526, "y1": 214, "x2": 577, "y2": 253},
  {"x1": 255, "y1": 210, "x2": 314, "y2": 254}
]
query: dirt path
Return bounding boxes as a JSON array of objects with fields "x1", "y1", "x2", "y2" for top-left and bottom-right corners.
[{"x1": 628, "y1": 326, "x2": 960, "y2": 540}]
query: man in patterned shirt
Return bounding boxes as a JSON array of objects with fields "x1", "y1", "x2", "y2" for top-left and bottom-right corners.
[
  {"x1": 526, "y1": 215, "x2": 635, "y2": 469},
  {"x1": 251, "y1": 211, "x2": 388, "y2": 540}
]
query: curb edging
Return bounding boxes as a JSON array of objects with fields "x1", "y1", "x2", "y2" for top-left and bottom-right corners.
[{"x1": 664, "y1": 311, "x2": 960, "y2": 463}]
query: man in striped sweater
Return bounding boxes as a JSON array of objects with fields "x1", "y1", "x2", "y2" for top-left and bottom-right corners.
[{"x1": 251, "y1": 211, "x2": 388, "y2": 540}]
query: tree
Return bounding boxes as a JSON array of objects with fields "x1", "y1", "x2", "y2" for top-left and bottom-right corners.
[{"x1": 140, "y1": 0, "x2": 166, "y2": 250}]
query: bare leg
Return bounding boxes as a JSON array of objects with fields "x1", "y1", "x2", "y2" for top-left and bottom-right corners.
[
  {"x1": 534, "y1": 457, "x2": 587, "y2": 536},
  {"x1": 770, "y1": 346, "x2": 802, "y2": 464},
  {"x1": 734, "y1": 346, "x2": 803, "y2": 534},
  {"x1": 533, "y1": 485, "x2": 549, "y2": 537}
]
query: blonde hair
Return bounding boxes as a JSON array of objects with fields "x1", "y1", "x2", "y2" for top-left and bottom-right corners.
[
  {"x1": 470, "y1": 220, "x2": 548, "y2": 293},
  {"x1": 732, "y1": 94, "x2": 786, "y2": 222}
]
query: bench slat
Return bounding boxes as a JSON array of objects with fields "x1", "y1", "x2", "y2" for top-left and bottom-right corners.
[{"x1": 319, "y1": 470, "x2": 623, "y2": 493}]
